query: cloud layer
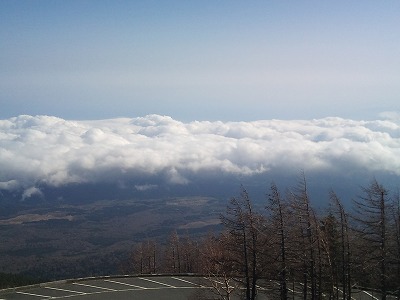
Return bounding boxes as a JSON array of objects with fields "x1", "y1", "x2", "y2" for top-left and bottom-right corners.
[{"x1": 1, "y1": 114, "x2": 400, "y2": 196}]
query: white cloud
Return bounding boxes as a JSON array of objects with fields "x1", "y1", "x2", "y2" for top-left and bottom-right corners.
[
  {"x1": 0, "y1": 180, "x2": 19, "y2": 191},
  {"x1": 379, "y1": 111, "x2": 400, "y2": 122},
  {"x1": 134, "y1": 184, "x2": 158, "y2": 192},
  {"x1": 0, "y1": 114, "x2": 400, "y2": 192},
  {"x1": 166, "y1": 168, "x2": 189, "y2": 185},
  {"x1": 21, "y1": 186, "x2": 43, "y2": 201}
]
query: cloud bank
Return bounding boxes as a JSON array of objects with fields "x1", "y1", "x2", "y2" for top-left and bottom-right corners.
[{"x1": 1, "y1": 114, "x2": 400, "y2": 197}]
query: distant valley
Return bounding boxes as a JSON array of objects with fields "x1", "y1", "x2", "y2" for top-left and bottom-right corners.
[{"x1": 0, "y1": 195, "x2": 224, "y2": 281}]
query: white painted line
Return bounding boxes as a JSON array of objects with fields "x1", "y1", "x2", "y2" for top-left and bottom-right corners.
[
  {"x1": 139, "y1": 277, "x2": 176, "y2": 288},
  {"x1": 172, "y1": 277, "x2": 203, "y2": 287},
  {"x1": 362, "y1": 290, "x2": 380, "y2": 300},
  {"x1": 255, "y1": 284, "x2": 267, "y2": 291},
  {"x1": 334, "y1": 286, "x2": 357, "y2": 300},
  {"x1": 104, "y1": 279, "x2": 146, "y2": 289},
  {"x1": 45, "y1": 286, "x2": 86, "y2": 294},
  {"x1": 73, "y1": 282, "x2": 118, "y2": 291},
  {"x1": 16, "y1": 291, "x2": 51, "y2": 298}
]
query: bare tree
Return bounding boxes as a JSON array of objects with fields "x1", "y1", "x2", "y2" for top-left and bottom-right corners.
[
  {"x1": 289, "y1": 172, "x2": 319, "y2": 300},
  {"x1": 329, "y1": 191, "x2": 352, "y2": 300},
  {"x1": 202, "y1": 233, "x2": 239, "y2": 300},
  {"x1": 352, "y1": 179, "x2": 391, "y2": 300},
  {"x1": 180, "y1": 233, "x2": 200, "y2": 273},
  {"x1": 220, "y1": 186, "x2": 263, "y2": 300},
  {"x1": 164, "y1": 230, "x2": 181, "y2": 273},
  {"x1": 320, "y1": 212, "x2": 339, "y2": 299},
  {"x1": 267, "y1": 182, "x2": 290, "y2": 300},
  {"x1": 131, "y1": 239, "x2": 158, "y2": 274},
  {"x1": 390, "y1": 190, "x2": 400, "y2": 299}
]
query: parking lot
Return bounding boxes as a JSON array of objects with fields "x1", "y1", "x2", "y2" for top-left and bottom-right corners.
[
  {"x1": 1, "y1": 276, "x2": 225, "y2": 300},
  {"x1": 0, "y1": 276, "x2": 223, "y2": 300},
  {"x1": 1, "y1": 275, "x2": 398, "y2": 300}
]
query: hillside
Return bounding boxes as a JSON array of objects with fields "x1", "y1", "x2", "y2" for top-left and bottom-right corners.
[{"x1": 0, "y1": 196, "x2": 223, "y2": 281}]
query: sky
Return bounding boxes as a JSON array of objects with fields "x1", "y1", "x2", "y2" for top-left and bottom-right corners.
[{"x1": 1, "y1": 0, "x2": 399, "y2": 121}]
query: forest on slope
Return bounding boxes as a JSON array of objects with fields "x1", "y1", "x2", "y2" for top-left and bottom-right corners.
[{"x1": 126, "y1": 175, "x2": 400, "y2": 300}]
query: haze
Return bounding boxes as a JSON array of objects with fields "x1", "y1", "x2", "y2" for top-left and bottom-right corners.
[{"x1": 1, "y1": 1, "x2": 399, "y2": 121}]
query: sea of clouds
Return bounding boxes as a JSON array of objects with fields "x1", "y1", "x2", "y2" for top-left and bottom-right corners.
[{"x1": 1, "y1": 114, "x2": 400, "y2": 200}]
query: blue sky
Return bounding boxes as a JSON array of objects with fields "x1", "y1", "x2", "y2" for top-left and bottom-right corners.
[{"x1": 1, "y1": 1, "x2": 399, "y2": 121}]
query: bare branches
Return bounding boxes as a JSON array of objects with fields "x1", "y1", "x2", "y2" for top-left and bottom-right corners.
[
  {"x1": 352, "y1": 179, "x2": 391, "y2": 300},
  {"x1": 125, "y1": 177, "x2": 400, "y2": 300}
]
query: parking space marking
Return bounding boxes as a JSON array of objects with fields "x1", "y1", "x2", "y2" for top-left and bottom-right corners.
[
  {"x1": 271, "y1": 280, "x2": 299, "y2": 294},
  {"x1": 139, "y1": 277, "x2": 176, "y2": 288},
  {"x1": 362, "y1": 290, "x2": 380, "y2": 300},
  {"x1": 73, "y1": 282, "x2": 118, "y2": 291},
  {"x1": 172, "y1": 277, "x2": 203, "y2": 287},
  {"x1": 104, "y1": 279, "x2": 146, "y2": 289},
  {"x1": 45, "y1": 286, "x2": 86, "y2": 294},
  {"x1": 16, "y1": 291, "x2": 51, "y2": 298},
  {"x1": 335, "y1": 287, "x2": 357, "y2": 300}
]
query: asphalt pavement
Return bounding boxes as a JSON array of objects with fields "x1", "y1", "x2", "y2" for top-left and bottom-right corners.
[{"x1": 1, "y1": 275, "x2": 397, "y2": 300}]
